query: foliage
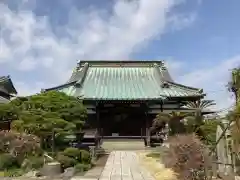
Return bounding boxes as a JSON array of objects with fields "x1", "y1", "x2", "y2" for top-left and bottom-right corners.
[
  {"x1": 0, "y1": 153, "x2": 19, "y2": 170},
  {"x1": 63, "y1": 147, "x2": 82, "y2": 161},
  {"x1": 228, "y1": 105, "x2": 240, "y2": 154},
  {"x1": 0, "y1": 91, "x2": 87, "y2": 149},
  {"x1": 0, "y1": 131, "x2": 42, "y2": 164},
  {"x1": 74, "y1": 163, "x2": 91, "y2": 172},
  {"x1": 3, "y1": 168, "x2": 25, "y2": 177},
  {"x1": 228, "y1": 67, "x2": 240, "y2": 104},
  {"x1": 57, "y1": 148, "x2": 91, "y2": 169},
  {"x1": 224, "y1": 67, "x2": 240, "y2": 163},
  {"x1": 152, "y1": 111, "x2": 188, "y2": 135},
  {"x1": 200, "y1": 119, "x2": 221, "y2": 146},
  {"x1": 11, "y1": 91, "x2": 86, "y2": 133},
  {"x1": 0, "y1": 91, "x2": 89, "y2": 171},
  {"x1": 185, "y1": 100, "x2": 215, "y2": 126},
  {"x1": 21, "y1": 156, "x2": 44, "y2": 170},
  {"x1": 184, "y1": 100, "x2": 216, "y2": 140},
  {"x1": 161, "y1": 134, "x2": 211, "y2": 180},
  {"x1": 56, "y1": 153, "x2": 78, "y2": 169},
  {"x1": 0, "y1": 103, "x2": 18, "y2": 122},
  {"x1": 80, "y1": 150, "x2": 91, "y2": 164},
  {"x1": 185, "y1": 100, "x2": 216, "y2": 110}
]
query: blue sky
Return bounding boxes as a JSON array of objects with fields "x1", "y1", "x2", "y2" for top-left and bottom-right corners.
[{"x1": 0, "y1": 0, "x2": 239, "y2": 112}]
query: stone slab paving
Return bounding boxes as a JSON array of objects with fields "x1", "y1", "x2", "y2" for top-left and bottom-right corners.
[{"x1": 99, "y1": 151, "x2": 155, "y2": 180}]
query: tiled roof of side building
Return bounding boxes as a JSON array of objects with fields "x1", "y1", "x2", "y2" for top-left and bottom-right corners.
[
  {"x1": 0, "y1": 76, "x2": 17, "y2": 95},
  {"x1": 45, "y1": 60, "x2": 205, "y2": 100}
]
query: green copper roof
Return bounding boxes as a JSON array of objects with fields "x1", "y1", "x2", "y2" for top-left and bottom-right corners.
[{"x1": 46, "y1": 61, "x2": 204, "y2": 101}]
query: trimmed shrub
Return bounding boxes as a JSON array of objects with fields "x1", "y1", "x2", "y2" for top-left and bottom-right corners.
[
  {"x1": 62, "y1": 148, "x2": 90, "y2": 164},
  {"x1": 80, "y1": 150, "x2": 90, "y2": 164},
  {"x1": 57, "y1": 148, "x2": 91, "y2": 169},
  {"x1": 74, "y1": 163, "x2": 91, "y2": 173},
  {"x1": 63, "y1": 147, "x2": 81, "y2": 160},
  {"x1": 0, "y1": 153, "x2": 19, "y2": 170},
  {"x1": 21, "y1": 156, "x2": 44, "y2": 170},
  {"x1": 161, "y1": 134, "x2": 211, "y2": 180},
  {"x1": 56, "y1": 153, "x2": 78, "y2": 169}
]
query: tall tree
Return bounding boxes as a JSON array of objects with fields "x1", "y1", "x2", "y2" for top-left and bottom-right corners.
[
  {"x1": 185, "y1": 100, "x2": 215, "y2": 125},
  {"x1": 184, "y1": 100, "x2": 215, "y2": 139},
  {"x1": 228, "y1": 67, "x2": 240, "y2": 105},
  {"x1": 1, "y1": 91, "x2": 87, "y2": 149},
  {"x1": 185, "y1": 99, "x2": 215, "y2": 110},
  {"x1": 227, "y1": 68, "x2": 240, "y2": 154}
]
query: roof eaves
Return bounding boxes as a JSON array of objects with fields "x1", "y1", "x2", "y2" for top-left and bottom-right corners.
[
  {"x1": 67, "y1": 70, "x2": 78, "y2": 83},
  {"x1": 160, "y1": 68, "x2": 174, "y2": 82},
  {"x1": 78, "y1": 96, "x2": 167, "y2": 101},
  {"x1": 7, "y1": 77, "x2": 17, "y2": 94},
  {"x1": 167, "y1": 81, "x2": 202, "y2": 92},
  {"x1": 0, "y1": 76, "x2": 17, "y2": 94},
  {"x1": 75, "y1": 62, "x2": 89, "y2": 87},
  {"x1": 164, "y1": 94, "x2": 206, "y2": 99},
  {"x1": 153, "y1": 61, "x2": 174, "y2": 86},
  {"x1": 44, "y1": 81, "x2": 76, "y2": 91}
]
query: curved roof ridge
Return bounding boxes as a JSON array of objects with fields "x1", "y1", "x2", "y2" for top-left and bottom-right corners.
[
  {"x1": 167, "y1": 81, "x2": 203, "y2": 92},
  {"x1": 76, "y1": 63, "x2": 89, "y2": 87},
  {"x1": 78, "y1": 60, "x2": 165, "y2": 67}
]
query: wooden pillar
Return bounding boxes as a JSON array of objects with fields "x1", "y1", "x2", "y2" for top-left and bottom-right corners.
[
  {"x1": 160, "y1": 101, "x2": 163, "y2": 112},
  {"x1": 96, "y1": 102, "x2": 102, "y2": 148},
  {"x1": 145, "y1": 112, "x2": 151, "y2": 147},
  {"x1": 8, "y1": 121, "x2": 11, "y2": 131},
  {"x1": 96, "y1": 102, "x2": 100, "y2": 137},
  {"x1": 161, "y1": 100, "x2": 169, "y2": 139}
]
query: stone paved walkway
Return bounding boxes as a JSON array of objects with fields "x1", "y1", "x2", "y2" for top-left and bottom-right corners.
[{"x1": 99, "y1": 151, "x2": 155, "y2": 180}]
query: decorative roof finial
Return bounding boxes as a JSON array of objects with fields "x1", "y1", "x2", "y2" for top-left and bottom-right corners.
[
  {"x1": 76, "y1": 60, "x2": 81, "y2": 71},
  {"x1": 198, "y1": 89, "x2": 203, "y2": 94},
  {"x1": 161, "y1": 60, "x2": 166, "y2": 70}
]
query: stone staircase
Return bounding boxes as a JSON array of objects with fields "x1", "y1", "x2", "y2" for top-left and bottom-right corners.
[{"x1": 100, "y1": 139, "x2": 146, "y2": 153}]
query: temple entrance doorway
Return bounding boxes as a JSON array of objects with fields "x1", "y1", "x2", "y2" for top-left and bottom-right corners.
[{"x1": 99, "y1": 104, "x2": 146, "y2": 137}]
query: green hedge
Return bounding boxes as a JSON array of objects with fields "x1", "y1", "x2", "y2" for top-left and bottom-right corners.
[
  {"x1": 0, "y1": 154, "x2": 19, "y2": 170},
  {"x1": 57, "y1": 147, "x2": 91, "y2": 170}
]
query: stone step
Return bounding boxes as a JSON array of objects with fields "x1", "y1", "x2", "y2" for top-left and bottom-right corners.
[{"x1": 101, "y1": 139, "x2": 145, "y2": 151}]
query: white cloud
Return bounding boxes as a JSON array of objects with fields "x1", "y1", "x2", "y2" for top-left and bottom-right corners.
[
  {"x1": 0, "y1": 0, "x2": 238, "y2": 113},
  {"x1": 0, "y1": 0, "x2": 194, "y2": 96},
  {"x1": 0, "y1": 40, "x2": 12, "y2": 61},
  {"x1": 18, "y1": 57, "x2": 37, "y2": 71},
  {"x1": 168, "y1": 12, "x2": 197, "y2": 31},
  {"x1": 0, "y1": 0, "x2": 238, "y2": 112},
  {"x1": 14, "y1": 81, "x2": 47, "y2": 96},
  {"x1": 169, "y1": 55, "x2": 240, "y2": 111}
]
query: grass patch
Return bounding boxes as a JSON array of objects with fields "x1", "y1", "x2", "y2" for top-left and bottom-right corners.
[
  {"x1": 146, "y1": 152, "x2": 161, "y2": 159},
  {"x1": 0, "y1": 168, "x2": 25, "y2": 177},
  {"x1": 138, "y1": 152, "x2": 177, "y2": 180}
]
